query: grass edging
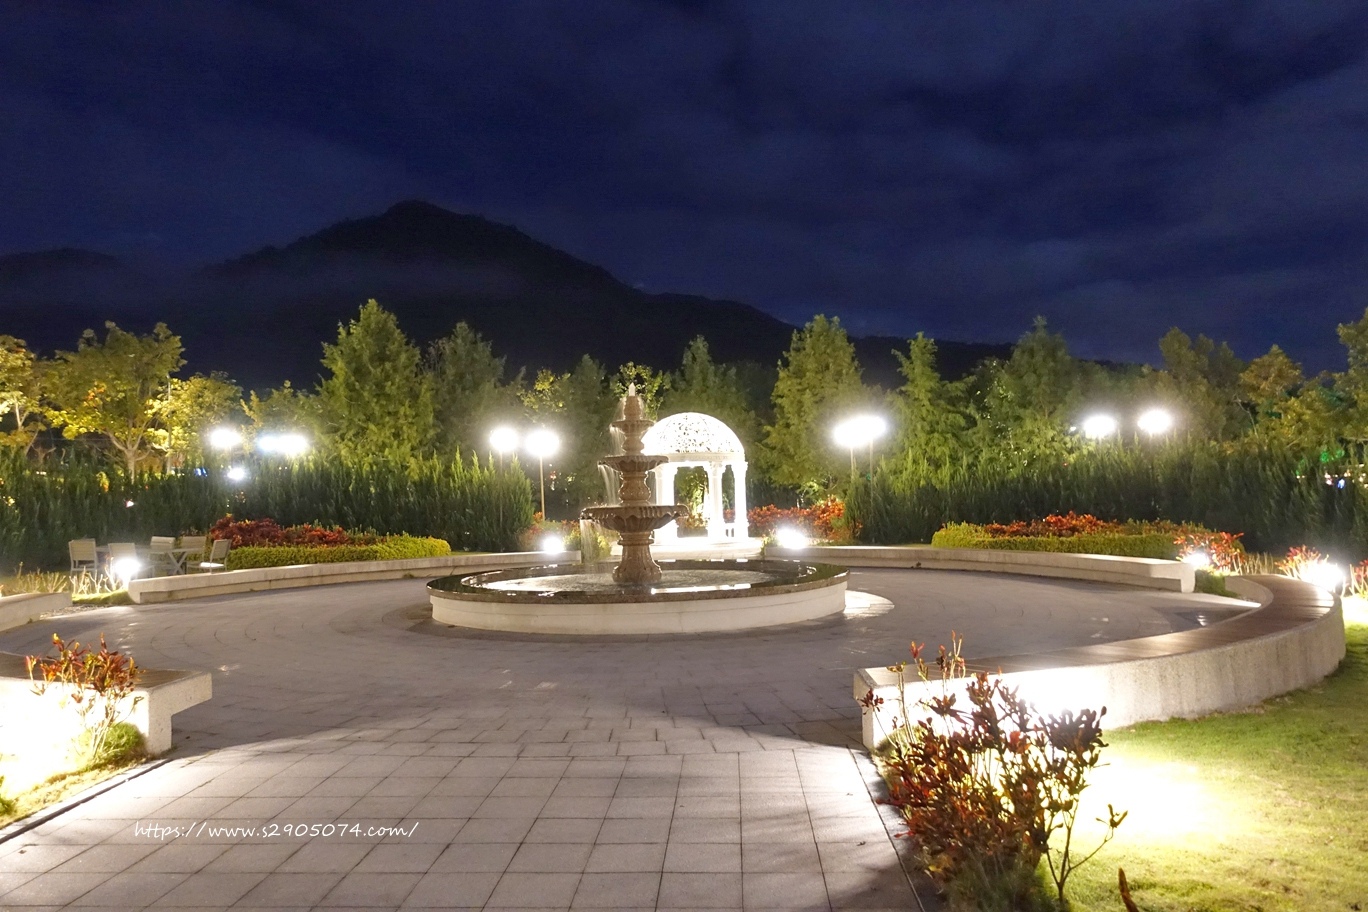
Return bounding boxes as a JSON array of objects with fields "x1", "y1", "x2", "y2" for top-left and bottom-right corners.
[{"x1": 0, "y1": 756, "x2": 171, "y2": 844}]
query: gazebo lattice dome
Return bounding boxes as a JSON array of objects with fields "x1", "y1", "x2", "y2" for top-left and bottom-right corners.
[
  {"x1": 642, "y1": 412, "x2": 743, "y2": 458},
  {"x1": 641, "y1": 412, "x2": 749, "y2": 542}
]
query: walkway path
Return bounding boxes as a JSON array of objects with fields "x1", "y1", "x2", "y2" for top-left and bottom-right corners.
[{"x1": 0, "y1": 570, "x2": 1241, "y2": 910}]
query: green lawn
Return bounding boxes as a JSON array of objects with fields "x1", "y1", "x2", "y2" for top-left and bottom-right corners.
[{"x1": 1064, "y1": 607, "x2": 1368, "y2": 911}]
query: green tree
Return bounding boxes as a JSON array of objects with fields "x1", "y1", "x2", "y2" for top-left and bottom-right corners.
[
  {"x1": 244, "y1": 381, "x2": 322, "y2": 438},
  {"x1": 1335, "y1": 308, "x2": 1368, "y2": 444},
  {"x1": 612, "y1": 362, "x2": 668, "y2": 419},
  {"x1": 763, "y1": 315, "x2": 869, "y2": 491},
  {"x1": 429, "y1": 323, "x2": 519, "y2": 457},
  {"x1": 660, "y1": 336, "x2": 760, "y2": 450},
  {"x1": 970, "y1": 317, "x2": 1084, "y2": 465},
  {"x1": 1241, "y1": 346, "x2": 1338, "y2": 452},
  {"x1": 152, "y1": 372, "x2": 244, "y2": 468},
  {"x1": 42, "y1": 322, "x2": 185, "y2": 474},
  {"x1": 1156, "y1": 327, "x2": 1246, "y2": 440},
  {"x1": 517, "y1": 355, "x2": 618, "y2": 514},
  {"x1": 319, "y1": 300, "x2": 435, "y2": 464},
  {"x1": 891, "y1": 333, "x2": 967, "y2": 484},
  {"x1": 0, "y1": 335, "x2": 44, "y2": 452}
]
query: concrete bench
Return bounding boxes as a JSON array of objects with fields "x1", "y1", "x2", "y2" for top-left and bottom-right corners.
[
  {"x1": 0, "y1": 592, "x2": 72, "y2": 634},
  {"x1": 128, "y1": 550, "x2": 578, "y2": 603},
  {"x1": 853, "y1": 575, "x2": 1345, "y2": 748},
  {"x1": 773, "y1": 544, "x2": 1195, "y2": 591},
  {"x1": 0, "y1": 652, "x2": 211, "y2": 756}
]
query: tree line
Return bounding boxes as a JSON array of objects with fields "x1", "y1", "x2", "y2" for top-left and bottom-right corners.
[{"x1": 6, "y1": 300, "x2": 1368, "y2": 520}]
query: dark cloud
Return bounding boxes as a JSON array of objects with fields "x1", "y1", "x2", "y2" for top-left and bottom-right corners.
[{"x1": 1, "y1": 0, "x2": 1365, "y2": 368}]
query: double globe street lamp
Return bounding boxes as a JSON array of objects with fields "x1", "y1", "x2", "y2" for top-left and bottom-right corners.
[{"x1": 490, "y1": 426, "x2": 561, "y2": 518}]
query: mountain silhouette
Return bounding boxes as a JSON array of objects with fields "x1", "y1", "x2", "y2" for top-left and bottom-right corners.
[{"x1": 0, "y1": 201, "x2": 1010, "y2": 391}]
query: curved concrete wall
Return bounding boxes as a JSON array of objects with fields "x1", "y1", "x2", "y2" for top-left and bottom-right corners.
[
  {"x1": 775, "y1": 544, "x2": 1195, "y2": 591},
  {"x1": 855, "y1": 574, "x2": 1346, "y2": 748},
  {"x1": 128, "y1": 551, "x2": 575, "y2": 603},
  {"x1": 0, "y1": 591, "x2": 71, "y2": 633}
]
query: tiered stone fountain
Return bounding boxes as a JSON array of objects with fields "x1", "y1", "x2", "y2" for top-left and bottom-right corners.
[
  {"x1": 429, "y1": 387, "x2": 848, "y2": 635},
  {"x1": 581, "y1": 384, "x2": 688, "y2": 585}
]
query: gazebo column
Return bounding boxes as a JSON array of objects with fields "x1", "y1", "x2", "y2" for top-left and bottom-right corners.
[
  {"x1": 733, "y1": 462, "x2": 749, "y2": 539},
  {"x1": 706, "y1": 462, "x2": 726, "y2": 540},
  {"x1": 655, "y1": 464, "x2": 678, "y2": 540}
]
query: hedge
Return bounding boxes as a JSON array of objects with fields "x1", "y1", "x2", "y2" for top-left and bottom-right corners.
[
  {"x1": 225, "y1": 536, "x2": 451, "y2": 571},
  {"x1": 931, "y1": 523, "x2": 1180, "y2": 559}
]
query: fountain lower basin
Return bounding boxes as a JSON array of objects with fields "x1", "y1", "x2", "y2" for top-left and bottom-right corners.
[{"x1": 428, "y1": 559, "x2": 848, "y2": 635}]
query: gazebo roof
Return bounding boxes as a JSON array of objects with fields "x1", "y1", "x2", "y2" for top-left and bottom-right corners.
[{"x1": 643, "y1": 412, "x2": 744, "y2": 458}]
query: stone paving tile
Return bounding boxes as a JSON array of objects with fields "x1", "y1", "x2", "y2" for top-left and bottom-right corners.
[
  {"x1": 572, "y1": 871, "x2": 661, "y2": 908},
  {"x1": 400, "y1": 870, "x2": 501, "y2": 907},
  {"x1": 485, "y1": 871, "x2": 581, "y2": 907},
  {"x1": 147, "y1": 869, "x2": 268, "y2": 906},
  {"x1": 317, "y1": 871, "x2": 422, "y2": 907}
]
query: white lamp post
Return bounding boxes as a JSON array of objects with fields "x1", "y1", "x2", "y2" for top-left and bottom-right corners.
[
  {"x1": 1137, "y1": 408, "x2": 1174, "y2": 436},
  {"x1": 832, "y1": 414, "x2": 888, "y2": 480},
  {"x1": 489, "y1": 426, "x2": 520, "y2": 469},
  {"x1": 524, "y1": 428, "x2": 560, "y2": 518}
]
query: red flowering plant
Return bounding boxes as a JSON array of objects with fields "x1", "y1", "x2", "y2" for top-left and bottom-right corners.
[
  {"x1": 860, "y1": 634, "x2": 1125, "y2": 910},
  {"x1": 748, "y1": 498, "x2": 860, "y2": 543},
  {"x1": 981, "y1": 512, "x2": 1117, "y2": 538},
  {"x1": 1172, "y1": 530, "x2": 1245, "y2": 571},
  {"x1": 207, "y1": 516, "x2": 370, "y2": 547}
]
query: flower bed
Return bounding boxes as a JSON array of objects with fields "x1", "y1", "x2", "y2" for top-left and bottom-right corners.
[{"x1": 931, "y1": 512, "x2": 1238, "y2": 561}]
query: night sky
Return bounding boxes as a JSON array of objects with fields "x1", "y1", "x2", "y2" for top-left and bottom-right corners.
[{"x1": 3, "y1": 1, "x2": 1367, "y2": 368}]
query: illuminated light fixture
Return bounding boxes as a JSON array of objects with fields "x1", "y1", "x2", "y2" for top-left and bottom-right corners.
[
  {"x1": 257, "y1": 432, "x2": 309, "y2": 458},
  {"x1": 111, "y1": 558, "x2": 142, "y2": 585},
  {"x1": 207, "y1": 426, "x2": 243, "y2": 450},
  {"x1": 1137, "y1": 408, "x2": 1174, "y2": 435},
  {"x1": 524, "y1": 429, "x2": 561, "y2": 517},
  {"x1": 489, "y1": 426, "x2": 520, "y2": 469},
  {"x1": 124, "y1": 500, "x2": 136, "y2": 508},
  {"x1": 774, "y1": 527, "x2": 809, "y2": 550},
  {"x1": 540, "y1": 535, "x2": 565, "y2": 554},
  {"x1": 832, "y1": 414, "x2": 888, "y2": 479},
  {"x1": 1081, "y1": 414, "x2": 1119, "y2": 440},
  {"x1": 225, "y1": 466, "x2": 248, "y2": 482},
  {"x1": 1182, "y1": 550, "x2": 1211, "y2": 570},
  {"x1": 1303, "y1": 562, "x2": 1345, "y2": 592},
  {"x1": 489, "y1": 426, "x2": 520, "y2": 454}
]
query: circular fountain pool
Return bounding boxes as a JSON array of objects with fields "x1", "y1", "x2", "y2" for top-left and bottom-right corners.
[{"x1": 428, "y1": 558, "x2": 848, "y2": 635}]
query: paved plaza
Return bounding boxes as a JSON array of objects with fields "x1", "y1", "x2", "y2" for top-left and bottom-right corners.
[{"x1": 0, "y1": 569, "x2": 1239, "y2": 910}]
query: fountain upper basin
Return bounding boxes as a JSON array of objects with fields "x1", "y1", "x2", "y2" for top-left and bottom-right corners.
[{"x1": 428, "y1": 559, "x2": 848, "y2": 635}]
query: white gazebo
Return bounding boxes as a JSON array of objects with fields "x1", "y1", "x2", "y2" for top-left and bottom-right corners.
[{"x1": 642, "y1": 412, "x2": 749, "y2": 541}]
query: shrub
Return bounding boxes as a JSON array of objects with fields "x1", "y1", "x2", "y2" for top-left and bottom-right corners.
[
  {"x1": 932, "y1": 515, "x2": 1242, "y2": 562},
  {"x1": 518, "y1": 516, "x2": 578, "y2": 553},
  {"x1": 208, "y1": 516, "x2": 366, "y2": 547},
  {"x1": 934, "y1": 523, "x2": 1179, "y2": 560},
  {"x1": 748, "y1": 498, "x2": 857, "y2": 542},
  {"x1": 225, "y1": 536, "x2": 450, "y2": 570},
  {"x1": 863, "y1": 636, "x2": 1125, "y2": 910},
  {"x1": 26, "y1": 633, "x2": 144, "y2": 762},
  {"x1": 848, "y1": 438, "x2": 1364, "y2": 558},
  {"x1": 1173, "y1": 530, "x2": 1246, "y2": 571}
]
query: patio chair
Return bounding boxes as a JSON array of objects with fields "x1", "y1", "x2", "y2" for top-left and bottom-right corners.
[
  {"x1": 148, "y1": 536, "x2": 178, "y2": 576},
  {"x1": 190, "y1": 538, "x2": 231, "y2": 573},
  {"x1": 179, "y1": 535, "x2": 207, "y2": 558},
  {"x1": 107, "y1": 542, "x2": 142, "y2": 586},
  {"x1": 68, "y1": 538, "x2": 100, "y2": 590}
]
